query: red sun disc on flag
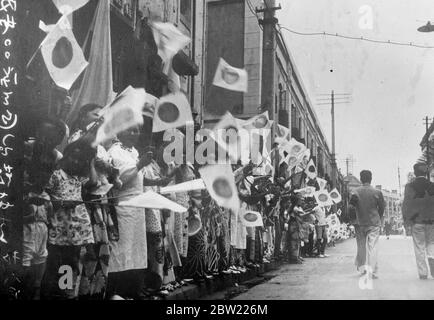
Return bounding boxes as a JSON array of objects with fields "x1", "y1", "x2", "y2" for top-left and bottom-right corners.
[
  {"x1": 212, "y1": 177, "x2": 233, "y2": 198},
  {"x1": 221, "y1": 67, "x2": 240, "y2": 84},
  {"x1": 158, "y1": 102, "x2": 180, "y2": 123},
  {"x1": 330, "y1": 192, "x2": 338, "y2": 199},
  {"x1": 52, "y1": 36, "x2": 73, "y2": 69},
  {"x1": 308, "y1": 165, "x2": 316, "y2": 173},
  {"x1": 318, "y1": 194, "x2": 328, "y2": 202},
  {"x1": 292, "y1": 145, "x2": 302, "y2": 153},
  {"x1": 243, "y1": 212, "x2": 258, "y2": 222},
  {"x1": 288, "y1": 156, "x2": 298, "y2": 166},
  {"x1": 253, "y1": 115, "x2": 268, "y2": 129}
]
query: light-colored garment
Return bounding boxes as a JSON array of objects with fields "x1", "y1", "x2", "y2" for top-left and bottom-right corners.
[
  {"x1": 411, "y1": 223, "x2": 434, "y2": 277},
  {"x1": 107, "y1": 143, "x2": 147, "y2": 273},
  {"x1": 143, "y1": 161, "x2": 163, "y2": 233},
  {"x1": 47, "y1": 169, "x2": 94, "y2": 246},
  {"x1": 313, "y1": 206, "x2": 327, "y2": 226},
  {"x1": 230, "y1": 209, "x2": 247, "y2": 249},
  {"x1": 354, "y1": 225, "x2": 380, "y2": 274}
]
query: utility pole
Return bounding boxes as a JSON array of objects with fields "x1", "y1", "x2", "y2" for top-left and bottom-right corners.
[
  {"x1": 331, "y1": 90, "x2": 337, "y2": 188},
  {"x1": 398, "y1": 166, "x2": 402, "y2": 197},
  {"x1": 317, "y1": 92, "x2": 351, "y2": 189},
  {"x1": 424, "y1": 116, "x2": 432, "y2": 179},
  {"x1": 257, "y1": 0, "x2": 281, "y2": 177}
]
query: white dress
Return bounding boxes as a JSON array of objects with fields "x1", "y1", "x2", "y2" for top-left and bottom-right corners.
[{"x1": 107, "y1": 143, "x2": 147, "y2": 273}]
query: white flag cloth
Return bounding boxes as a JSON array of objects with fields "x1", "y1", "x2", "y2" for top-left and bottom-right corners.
[
  {"x1": 279, "y1": 138, "x2": 306, "y2": 167},
  {"x1": 94, "y1": 86, "x2": 147, "y2": 146},
  {"x1": 294, "y1": 186, "x2": 316, "y2": 198},
  {"x1": 242, "y1": 111, "x2": 273, "y2": 130},
  {"x1": 118, "y1": 191, "x2": 187, "y2": 212},
  {"x1": 240, "y1": 209, "x2": 263, "y2": 227},
  {"x1": 52, "y1": 0, "x2": 89, "y2": 15},
  {"x1": 152, "y1": 92, "x2": 193, "y2": 132},
  {"x1": 213, "y1": 112, "x2": 242, "y2": 162},
  {"x1": 160, "y1": 179, "x2": 206, "y2": 194},
  {"x1": 213, "y1": 58, "x2": 248, "y2": 92},
  {"x1": 143, "y1": 93, "x2": 159, "y2": 119},
  {"x1": 305, "y1": 159, "x2": 317, "y2": 179},
  {"x1": 66, "y1": 0, "x2": 113, "y2": 125},
  {"x1": 329, "y1": 188, "x2": 342, "y2": 204},
  {"x1": 275, "y1": 124, "x2": 290, "y2": 140},
  {"x1": 314, "y1": 190, "x2": 334, "y2": 207},
  {"x1": 152, "y1": 22, "x2": 191, "y2": 64},
  {"x1": 316, "y1": 177, "x2": 327, "y2": 190},
  {"x1": 199, "y1": 164, "x2": 240, "y2": 212},
  {"x1": 40, "y1": 16, "x2": 88, "y2": 90}
]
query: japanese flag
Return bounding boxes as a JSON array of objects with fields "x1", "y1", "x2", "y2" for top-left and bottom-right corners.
[
  {"x1": 213, "y1": 112, "x2": 243, "y2": 162},
  {"x1": 314, "y1": 190, "x2": 334, "y2": 208},
  {"x1": 295, "y1": 186, "x2": 316, "y2": 198},
  {"x1": 240, "y1": 209, "x2": 263, "y2": 227},
  {"x1": 279, "y1": 138, "x2": 306, "y2": 167},
  {"x1": 40, "y1": 16, "x2": 88, "y2": 90},
  {"x1": 152, "y1": 22, "x2": 191, "y2": 64},
  {"x1": 52, "y1": 0, "x2": 90, "y2": 15},
  {"x1": 316, "y1": 177, "x2": 327, "y2": 190},
  {"x1": 94, "y1": 86, "x2": 147, "y2": 146},
  {"x1": 305, "y1": 159, "x2": 317, "y2": 179},
  {"x1": 329, "y1": 188, "x2": 342, "y2": 204},
  {"x1": 152, "y1": 92, "x2": 193, "y2": 132},
  {"x1": 242, "y1": 111, "x2": 273, "y2": 130},
  {"x1": 118, "y1": 191, "x2": 187, "y2": 212},
  {"x1": 275, "y1": 124, "x2": 290, "y2": 140},
  {"x1": 199, "y1": 164, "x2": 240, "y2": 213},
  {"x1": 213, "y1": 58, "x2": 248, "y2": 92},
  {"x1": 160, "y1": 179, "x2": 206, "y2": 194}
]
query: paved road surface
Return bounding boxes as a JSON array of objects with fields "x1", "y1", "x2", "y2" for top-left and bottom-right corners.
[{"x1": 233, "y1": 235, "x2": 434, "y2": 300}]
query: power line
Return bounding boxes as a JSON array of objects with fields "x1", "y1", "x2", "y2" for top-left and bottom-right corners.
[{"x1": 278, "y1": 25, "x2": 434, "y2": 49}]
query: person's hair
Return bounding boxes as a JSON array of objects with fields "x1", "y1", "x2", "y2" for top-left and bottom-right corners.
[
  {"x1": 35, "y1": 116, "x2": 67, "y2": 146},
  {"x1": 63, "y1": 139, "x2": 96, "y2": 166},
  {"x1": 413, "y1": 163, "x2": 427, "y2": 177},
  {"x1": 72, "y1": 103, "x2": 103, "y2": 130},
  {"x1": 360, "y1": 170, "x2": 372, "y2": 184}
]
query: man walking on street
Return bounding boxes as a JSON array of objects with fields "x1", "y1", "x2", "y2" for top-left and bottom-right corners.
[
  {"x1": 350, "y1": 170, "x2": 385, "y2": 279},
  {"x1": 402, "y1": 163, "x2": 434, "y2": 280}
]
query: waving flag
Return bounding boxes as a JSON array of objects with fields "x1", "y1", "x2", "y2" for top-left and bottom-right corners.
[
  {"x1": 213, "y1": 112, "x2": 243, "y2": 162},
  {"x1": 213, "y1": 58, "x2": 248, "y2": 92},
  {"x1": 160, "y1": 179, "x2": 206, "y2": 194},
  {"x1": 52, "y1": 0, "x2": 89, "y2": 15},
  {"x1": 94, "y1": 86, "x2": 147, "y2": 146},
  {"x1": 152, "y1": 92, "x2": 193, "y2": 132},
  {"x1": 152, "y1": 22, "x2": 191, "y2": 64},
  {"x1": 199, "y1": 164, "x2": 240, "y2": 212},
  {"x1": 67, "y1": 0, "x2": 114, "y2": 125},
  {"x1": 314, "y1": 190, "x2": 334, "y2": 208},
  {"x1": 305, "y1": 159, "x2": 317, "y2": 179},
  {"x1": 119, "y1": 191, "x2": 187, "y2": 212},
  {"x1": 275, "y1": 124, "x2": 290, "y2": 140},
  {"x1": 316, "y1": 177, "x2": 328, "y2": 190},
  {"x1": 40, "y1": 16, "x2": 88, "y2": 90},
  {"x1": 242, "y1": 111, "x2": 273, "y2": 130},
  {"x1": 240, "y1": 209, "x2": 263, "y2": 227},
  {"x1": 329, "y1": 188, "x2": 342, "y2": 204}
]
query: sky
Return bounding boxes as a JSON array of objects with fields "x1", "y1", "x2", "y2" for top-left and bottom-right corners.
[{"x1": 277, "y1": 0, "x2": 434, "y2": 193}]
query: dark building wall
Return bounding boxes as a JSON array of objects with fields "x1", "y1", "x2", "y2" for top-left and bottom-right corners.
[{"x1": 204, "y1": 0, "x2": 244, "y2": 119}]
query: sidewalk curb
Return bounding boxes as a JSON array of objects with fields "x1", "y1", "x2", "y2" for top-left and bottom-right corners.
[{"x1": 166, "y1": 261, "x2": 283, "y2": 300}]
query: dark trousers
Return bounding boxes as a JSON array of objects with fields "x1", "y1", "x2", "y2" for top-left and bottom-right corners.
[{"x1": 315, "y1": 225, "x2": 328, "y2": 255}]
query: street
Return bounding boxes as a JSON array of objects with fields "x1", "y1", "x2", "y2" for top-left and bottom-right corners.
[{"x1": 233, "y1": 235, "x2": 434, "y2": 300}]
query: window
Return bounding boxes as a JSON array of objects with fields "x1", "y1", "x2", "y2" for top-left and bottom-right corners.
[{"x1": 180, "y1": 0, "x2": 192, "y2": 30}]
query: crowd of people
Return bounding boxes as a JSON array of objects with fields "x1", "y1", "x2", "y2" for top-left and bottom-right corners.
[{"x1": 20, "y1": 102, "x2": 348, "y2": 300}]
